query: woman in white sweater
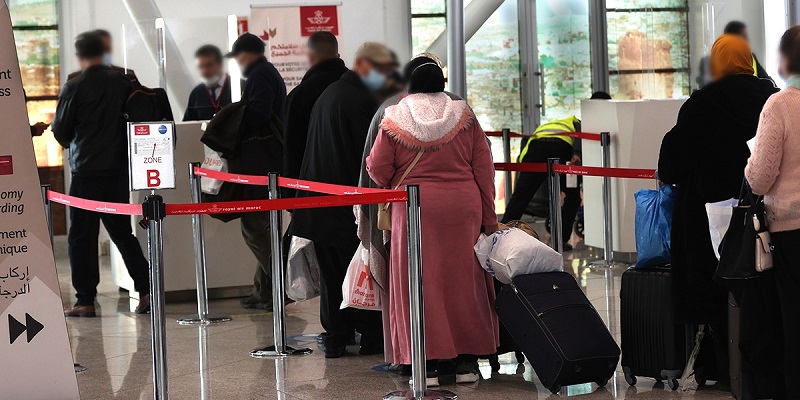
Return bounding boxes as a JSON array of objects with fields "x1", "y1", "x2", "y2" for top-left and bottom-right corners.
[{"x1": 745, "y1": 25, "x2": 800, "y2": 394}]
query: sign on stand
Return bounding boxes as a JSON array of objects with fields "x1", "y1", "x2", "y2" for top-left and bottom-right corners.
[
  {"x1": 0, "y1": 3, "x2": 81, "y2": 399},
  {"x1": 127, "y1": 122, "x2": 176, "y2": 191}
]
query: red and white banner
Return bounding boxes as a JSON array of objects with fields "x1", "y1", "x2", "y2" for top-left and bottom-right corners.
[
  {"x1": 0, "y1": 3, "x2": 80, "y2": 398},
  {"x1": 249, "y1": 3, "x2": 341, "y2": 90}
]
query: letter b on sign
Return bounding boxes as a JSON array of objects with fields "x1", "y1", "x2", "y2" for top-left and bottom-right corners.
[{"x1": 147, "y1": 170, "x2": 161, "y2": 188}]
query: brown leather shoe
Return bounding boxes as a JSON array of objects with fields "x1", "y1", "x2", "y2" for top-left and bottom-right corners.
[
  {"x1": 135, "y1": 294, "x2": 150, "y2": 314},
  {"x1": 64, "y1": 304, "x2": 96, "y2": 318}
]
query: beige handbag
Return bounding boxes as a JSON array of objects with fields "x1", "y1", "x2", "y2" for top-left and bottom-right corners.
[{"x1": 377, "y1": 150, "x2": 424, "y2": 231}]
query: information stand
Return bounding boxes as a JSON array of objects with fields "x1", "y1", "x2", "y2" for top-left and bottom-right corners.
[
  {"x1": 127, "y1": 122, "x2": 176, "y2": 191},
  {"x1": 0, "y1": 3, "x2": 80, "y2": 399}
]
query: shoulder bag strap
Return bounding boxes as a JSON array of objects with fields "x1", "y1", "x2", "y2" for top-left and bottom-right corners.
[{"x1": 392, "y1": 150, "x2": 425, "y2": 190}]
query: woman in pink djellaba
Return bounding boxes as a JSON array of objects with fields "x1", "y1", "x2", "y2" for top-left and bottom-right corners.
[{"x1": 367, "y1": 62, "x2": 499, "y2": 386}]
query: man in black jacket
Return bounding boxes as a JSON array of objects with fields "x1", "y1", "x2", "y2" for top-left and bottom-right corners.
[
  {"x1": 52, "y1": 32, "x2": 150, "y2": 317},
  {"x1": 291, "y1": 42, "x2": 394, "y2": 358},
  {"x1": 227, "y1": 33, "x2": 286, "y2": 310},
  {"x1": 283, "y1": 31, "x2": 348, "y2": 191},
  {"x1": 184, "y1": 45, "x2": 232, "y2": 121}
]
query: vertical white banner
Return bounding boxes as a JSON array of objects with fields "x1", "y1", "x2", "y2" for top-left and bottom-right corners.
[
  {"x1": 250, "y1": 4, "x2": 341, "y2": 91},
  {"x1": 0, "y1": 3, "x2": 81, "y2": 399}
]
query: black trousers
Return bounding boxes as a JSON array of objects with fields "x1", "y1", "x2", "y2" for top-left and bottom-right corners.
[
  {"x1": 240, "y1": 212, "x2": 272, "y2": 301},
  {"x1": 315, "y1": 241, "x2": 383, "y2": 348},
  {"x1": 771, "y1": 229, "x2": 800, "y2": 396},
  {"x1": 502, "y1": 138, "x2": 579, "y2": 242},
  {"x1": 68, "y1": 174, "x2": 150, "y2": 305}
]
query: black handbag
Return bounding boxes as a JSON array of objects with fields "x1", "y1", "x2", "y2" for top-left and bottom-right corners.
[{"x1": 715, "y1": 180, "x2": 772, "y2": 280}]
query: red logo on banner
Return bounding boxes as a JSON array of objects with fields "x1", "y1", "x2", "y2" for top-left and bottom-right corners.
[
  {"x1": 0, "y1": 155, "x2": 12, "y2": 175},
  {"x1": 134, "y1": 125, "x2": 150, "y2": 136},
  {"x1": 300, "y1": 6, "x2": 338, "y2": 36}
]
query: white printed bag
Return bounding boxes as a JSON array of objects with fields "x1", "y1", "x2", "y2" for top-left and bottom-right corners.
[
  {"x1": 705, "y1": 199, "x2": 737, "y2": 260},
  {"x1": 200, "y1": 145, "x2": 227, "y2": 195},
  {"x1": 474, "y1": 228, "x2": 563, "y2": 284},
  {"x1": 341, "y1": 244, "x2": 381, "y2": 311}
]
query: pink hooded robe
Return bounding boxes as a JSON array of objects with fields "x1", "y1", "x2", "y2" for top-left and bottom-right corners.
[{"x1": 366, "y1": 92, "x2": 499, "y2": 364}]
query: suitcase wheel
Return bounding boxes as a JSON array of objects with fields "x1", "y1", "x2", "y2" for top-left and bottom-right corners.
[
  {"x1": 623, "y1": 366, "x2": 636, "y2": 386},
  {"x1": 549, "y1": 384, "x2": 561, "y2": 394},
  {"x1": 667, "y1": 378, "x2": 679, "y2": 391},
  {"x1": 595, "y1": 379, "x2": 608, "y2": 388}
]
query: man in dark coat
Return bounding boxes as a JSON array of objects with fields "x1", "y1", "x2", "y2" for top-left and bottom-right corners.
[
  {"x1": 658, "y1": 60, "x2": 778, "y2": 386},
  {"x1": 283, "y1": 31, "x2": 348, "y2": 193},
  {"x1": 227, "y1": 33, "x2": 286, "y2": 310},
  {"x1": 184, "y1": 45, "x2": 232, "y2": 121},
  {"x1": 291, "y1": 42, "x2": 395, "y2": 358}
]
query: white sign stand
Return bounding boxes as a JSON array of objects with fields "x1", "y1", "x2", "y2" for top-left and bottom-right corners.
[
  {"x1": 0, "y1": 3, "x2": 80, "y2": 399},
  {"x1": 127, "y1": 122, "x2": 176, "y2": 191}
]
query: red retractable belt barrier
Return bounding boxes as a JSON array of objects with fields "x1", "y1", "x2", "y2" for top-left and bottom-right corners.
[
  {"x1": 484, "y1": 131, "x2": 602, "y2": 141},
  {"x1": 494, "y1": 162, "x2": 548, "y2": 173},
  {"x1": 194, "y1": 167, "x2": 391, "y2": 196},
  {"x1": 552, "y1": 164, "x2": 656, "y2": 179},
  {"x1": 47, "y1": 191, "x2": 143, "y2": 215},
  {"x1": 165, "y1": 191, "x2": 408, "y2": 216},
  {"x1": 493, "y1": 163, "x2": 655, "y2": 179}
]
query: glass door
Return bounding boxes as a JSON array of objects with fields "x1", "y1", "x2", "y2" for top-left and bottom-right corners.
[{"x1": 533, "y1": 0, "x2": 592, "y2": 124}]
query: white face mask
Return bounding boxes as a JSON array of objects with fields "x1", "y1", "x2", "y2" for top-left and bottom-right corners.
[
  {"x1": 102, "y1": 53, "x2": 112, "y2": 66},
  {"x1": 203, "y1": 75, "x2": 222, "y2": 87}
]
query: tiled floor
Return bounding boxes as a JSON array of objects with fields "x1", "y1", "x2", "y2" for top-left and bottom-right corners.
[{"x1": 58, "y1": 237, "x2": 734, "y2": 399}]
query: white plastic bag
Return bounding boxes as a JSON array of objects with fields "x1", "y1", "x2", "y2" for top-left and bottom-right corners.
[
  {"x1": 200, "y1": 145, "x2": 227, "y2": 195},
  {"x1": 705, "y1": 199, "x2": 737, "y2": 260},
  {"x1": 286, "y1": 236, "x2": 320, "y2": 302},
  {"x1": 341, "y1": 244, "x2": 381, "y2": 311},
  {"x1": 474, "y1": 228, "x2": 563, "y2": 284}
]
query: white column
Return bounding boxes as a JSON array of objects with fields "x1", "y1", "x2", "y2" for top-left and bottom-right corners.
[{"x1": 446, "y1": 0, "x2": 467, "y2": 98}]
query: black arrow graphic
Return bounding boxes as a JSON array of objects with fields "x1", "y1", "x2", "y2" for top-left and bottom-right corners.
[{"x1": 8, "y1": 313, "x2": 44, "y2": 344}]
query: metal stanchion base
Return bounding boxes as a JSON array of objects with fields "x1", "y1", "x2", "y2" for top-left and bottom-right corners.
[
  {"x1": 383, "y1": 390, "x2": 458, "y2": 400},
  {"x1": 177, "y1": 313, "x2": 232, "y2": 325},
  {"x1": 249, "y1": 345, "x2": 313, "y2": 358},
  {"x1": 588, "y1": 260, "x2": 630, "y2": 269}
]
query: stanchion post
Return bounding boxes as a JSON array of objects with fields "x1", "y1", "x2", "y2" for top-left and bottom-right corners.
[
  {"x1": 251, "y1": 173, "x2": 312, "y2": 358},
  {"x1": 40, "y1": 184, "x2": 53, "y2": 248},
  {"x1": 384, "y1": 185, "x2": 456, "y2": 400},
  {"x1": 178, "y1": 163, "x2": 232, "y2": 325},
  {"x1": 590, "y1": 132, "x2": 623, "y2": 268},
  {"x1": 547, "y1": 158, "x2": 563, "y2": 253},
  {"x1": 502, "y1": 128, "x2": 513, "y2": 205},
  {"x1": 144, "y1": 195, "x2": 169, "y2": 400}
]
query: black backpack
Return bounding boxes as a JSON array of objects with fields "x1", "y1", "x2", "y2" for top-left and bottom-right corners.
[{"x1": 124, "y1": 74, "x2": 174, "y2": 122}]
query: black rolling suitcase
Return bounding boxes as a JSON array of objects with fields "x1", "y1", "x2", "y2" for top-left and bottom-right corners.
[
  {"x1": 496, "y1": 272, "x2": 620, "y2": 394},
  {"x1": 620, "y1": 267, "x2": 696, "y2": 390}
]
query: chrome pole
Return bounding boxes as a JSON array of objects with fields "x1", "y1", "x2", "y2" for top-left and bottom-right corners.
[
  {"x1": 198, "y1": 326, "x2": 211, "y2": 400},
  {"x1": 502, "y1": 128, "x2": 513, "y2": 205},
  {"x1": 40, "y1": 184, "x2": 53, "y2": 248},
  {"x1": 251, "y1": 173, "x2": 312, "y2": 358},
  {"x1": 145, "y1": 195, "x2": 169, "y2": 400},
  {"x1": 155, "y1": 18, "x2": 167, "y2": 89},
  {"x1": 178, "y1": 163, "x2": 231, "y2": 325},
  {"x1": 446, "y1": 0, "x2": 466, "y2": 98},
  {"x1": 384, "y1": 185, "x2": 456, "y2": 400},
  {"x1": 547, "y1": 158, "x2": 563, "y2": 253},
  {"x1": 601, "y1": 132, "x2": 614, "y2": 263}
]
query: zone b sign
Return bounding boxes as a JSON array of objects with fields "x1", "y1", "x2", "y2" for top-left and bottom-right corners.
[{"x1": 127, "y1": 122, "x2": 176, "y2": 191}]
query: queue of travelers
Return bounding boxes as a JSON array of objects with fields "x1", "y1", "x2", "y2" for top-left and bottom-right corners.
[{"x1": 50, "y1": 21, "x2": 800, "y2": 396}]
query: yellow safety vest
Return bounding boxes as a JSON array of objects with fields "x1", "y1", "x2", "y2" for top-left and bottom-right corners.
[{"x1": 519, "y1": 116, "x2": 579, "y2": 160}]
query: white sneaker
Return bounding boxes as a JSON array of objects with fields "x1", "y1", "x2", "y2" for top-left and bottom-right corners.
[
  {"x1": 408, "y1": 374, "x2": 440, "y2": 387},
  {"x1": 456, "y1": 371, "x2": 480, "y2": 384}
]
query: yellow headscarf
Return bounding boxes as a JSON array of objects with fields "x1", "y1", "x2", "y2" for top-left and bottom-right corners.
[{"x1": 709, "y1": 34, "x2": 755, "y2": 80}]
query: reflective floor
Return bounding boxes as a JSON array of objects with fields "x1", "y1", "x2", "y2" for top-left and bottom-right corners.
[{"x1": 57, "y1": 236, "x2": 734, "y2": 399}]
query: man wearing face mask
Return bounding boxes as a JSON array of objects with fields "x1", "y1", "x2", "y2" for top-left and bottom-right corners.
[
  {"x1": 183, "y1": 45, "x2": 231, "y2": 121},
  {"x1": 225, "y1": 33, "x2": 286, "y2": 310},
  {"x1": 290, "y1": 42, "x2": 393, "y2": 358},
  {"x1": 67, "y1": 29, "x2": 134, "y2": 81}
]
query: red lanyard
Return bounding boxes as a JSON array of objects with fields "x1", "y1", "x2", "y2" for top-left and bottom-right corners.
[{"x1": 206, "y1": 79, "x2": 226, "y2": 112}]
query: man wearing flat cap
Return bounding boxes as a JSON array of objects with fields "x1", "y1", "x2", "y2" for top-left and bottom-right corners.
[{"x1": 290, "y1": 42, "x2": 394, "y2": 358}]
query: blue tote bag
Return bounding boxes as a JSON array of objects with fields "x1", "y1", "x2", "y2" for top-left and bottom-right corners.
[{"x1": 633, "y1": 185, "x2": 676, "y2": 268}]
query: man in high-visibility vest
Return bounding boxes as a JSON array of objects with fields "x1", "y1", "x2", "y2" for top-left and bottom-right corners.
[{"x1": 502, "y1": 91, "x2": 611, "y2": 250}]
